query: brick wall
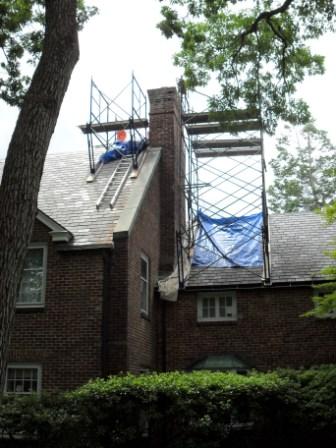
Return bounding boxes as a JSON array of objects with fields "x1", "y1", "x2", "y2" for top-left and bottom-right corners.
[
  {"x1": 124, "y1": 168, "x2": 161, "y2": 373},
  {"x1": 8, "y1": 219, "x2": 105, "y2": 391},
  {"x1": 104, "y1": 237, "x2": 128, "y2": 375},
  {"x1": 164, "y1": 287, "x2": 336, "y2": 371},
  {"x1": 148, "y1": 87, "x2": 185, "y2": 273}
]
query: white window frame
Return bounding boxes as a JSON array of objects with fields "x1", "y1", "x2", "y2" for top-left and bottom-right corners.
[
  {"x1": 197, "y1": 291, "x2": 237, "y2": 322},
  {"x1": 140, "y1": 253, "x2": 150, "y2": 315},
  {"x1": 5, "y1": 363, "x2": 42, "y2": 395},
  {"x1": 16, "y1": 243, "x2": 48, "y2": 309}
]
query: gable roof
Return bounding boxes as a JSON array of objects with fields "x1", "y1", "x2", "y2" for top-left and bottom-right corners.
[
  {"x1": 187, "y1": 212, "x2": 336, "y2": 288},
  {"x1": 0, "y1": 148, "x2": 161, "y2": 248},
  {"x1": 36, "y1": 210, "x2": 73, "y2": 243}
]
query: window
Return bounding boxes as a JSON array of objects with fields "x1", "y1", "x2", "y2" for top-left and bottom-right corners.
[
  {"x1": 5, "y1": 364, "x2": 42, "y2": 395},
  {"x1": 197, "y1": 292, "x2": 237, "y2": 322},
  {"x1": 140, "y1": 254, "x2": 149, "y2": 315},
  {"x1": 17, "y1": 244, "x2": 47, "y2": 308}
]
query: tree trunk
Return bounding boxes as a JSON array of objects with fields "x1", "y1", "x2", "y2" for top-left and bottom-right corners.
[{"x1": 0, "y1": 0, "x2": 79, "y2": 391}]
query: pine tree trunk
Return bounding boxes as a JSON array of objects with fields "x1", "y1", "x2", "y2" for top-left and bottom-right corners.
[{"x1": 0, "y1": 0, "x2": 79, "y2": 392}]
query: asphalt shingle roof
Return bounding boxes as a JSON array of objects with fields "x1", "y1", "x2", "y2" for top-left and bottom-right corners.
[
  {"x1": 0, "y1": 151, "x2": 138, "y2": 247},
  {"x1": 1, "y1": 153, "x2": 335, "y2": 284},
  {"x1": 187, "y1": 212, "x2": 336, "y2": 287}
]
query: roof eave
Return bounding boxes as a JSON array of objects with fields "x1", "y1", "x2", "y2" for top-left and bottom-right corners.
[
  {"x1": 37, "y1": 210, "x2": 73, "y2": 243},
  {"x1": 113, "y1": 147, "x2": 161, "y2": 240}
]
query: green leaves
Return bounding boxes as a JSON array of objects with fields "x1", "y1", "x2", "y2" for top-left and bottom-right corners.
[
  {"x1": 2, "y1": 368, "x2": 336, "y2": 447},
  {"x1": 268, "y1": 124, "x2": 336, "y2": 213},
  {"x1": 159, "y1": 0, "x2": 335, "y2": 133},
  {"x1": 0, "y1": 0, "x2": 97, "y2": 107}
]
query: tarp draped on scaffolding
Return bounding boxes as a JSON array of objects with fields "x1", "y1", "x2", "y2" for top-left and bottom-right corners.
[
  {"x1": 192, "y1": 210, "x2": 263, "y2": 268},
  {"x1": 158, "y1": 237, "x2": 192, "y2": 302}
]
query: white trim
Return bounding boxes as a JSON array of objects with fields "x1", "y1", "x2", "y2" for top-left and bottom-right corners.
[
  {"x1": 140, "y1": 253, "x2": 150, "y2": 315},
  {"x1": 197, "y1": 292, "x2": 237, "y2": 322},
  {"x1": 114, "y1": 148, "x2": 161, "y2": 239},
  {"x1": 37, "y1": 210, "x2": 72, "y2": 243},
  {"x1": 5, "y1": 363, "x2": 42, "y2": 395},
  {"x1": 16, "y1": 243, "x2": 47, "y2": 309}
]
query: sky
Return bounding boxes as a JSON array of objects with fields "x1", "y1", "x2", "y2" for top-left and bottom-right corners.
[{"x1": 0, "y1": 0, "x2": 336, "y2": 166}]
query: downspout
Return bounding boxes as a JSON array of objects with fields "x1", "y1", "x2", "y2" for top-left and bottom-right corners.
[
  {"x1": 161, "y1": 298, "x2": 167, "y2": 372},
  {"x1": 101, "y1": 248, "x2": 113, "y2": 377}
]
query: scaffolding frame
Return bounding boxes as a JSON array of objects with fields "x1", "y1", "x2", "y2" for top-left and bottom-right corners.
[
  {"x1": 178, "y1": 84, "x2": 271, "y2": 286},
  {"x1": 80, "y1": 74, "x2": 148, "y2": 174}
]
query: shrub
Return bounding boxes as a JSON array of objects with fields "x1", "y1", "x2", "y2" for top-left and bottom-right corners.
[{"x1": 0, "y1": 367, "x2": 336, "y2": 447}]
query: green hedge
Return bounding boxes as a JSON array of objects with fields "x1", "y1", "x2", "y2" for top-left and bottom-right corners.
[{"x1": 1, "y1": 367, "x2": 336, "y2": 447}]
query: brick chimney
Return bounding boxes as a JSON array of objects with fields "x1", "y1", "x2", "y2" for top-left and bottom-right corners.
[{"x1": 148, "y1": 87, "x2": 185, "y2": 273}]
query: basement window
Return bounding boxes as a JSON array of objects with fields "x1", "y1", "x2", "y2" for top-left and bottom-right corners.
[
  {"x1": 140, "y1": 253, "x2": 150, "y2": 315},
  {"x1": 17, "y1": 244, "x2": 47, "y2": 308},
  {"x1": 197, "y1": 291, "x2": 237, "y2": 322},
  {"x1": 190, "y1": 354, "x2": 249, "y2": 374},
  {"x1": 5, "y1": 364, "x2": 42, "y2": 395}
]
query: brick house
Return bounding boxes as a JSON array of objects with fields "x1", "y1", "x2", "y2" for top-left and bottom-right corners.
[
  {"x1": 1, "y1": 86, "x2": 336, "y2": 394},
  {"x1": 165, "y1": 212, "x2": 336, "y2": 372}
]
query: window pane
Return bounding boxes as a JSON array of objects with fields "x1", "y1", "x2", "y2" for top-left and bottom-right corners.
[
  {"x1": 6, "y1": 367, "x2": 39, "y2": 394},
  {"x1": 15, "y1": 382, "x2": 24, "y2": 393},
  {"x1": 209, "y1": 298, "x2": 216, "y2": 317},
  {"x1": 19, "y1": 270, "x2": 43, "y2": 303},
  {"x1": 7, "y1": 380, "x2": 15, "y2": 393},
  {"x1": 202, "y1": 298, "x2": 208, "y2": 318},
  {"x1": 7, "y1": 368, "x2": 15, "y2": 380},
  {"x1": 219, "y1": 297, "x2": 226, "y2": 317},
  {"x1": 23, "y1": 380, "x2": 31, "y2": 393},
  {"x1": 140, "y1": 279, "x2": 148, "y2": 312},
  {"x1": 141, "y1": 259, "x2": 147, "y2": 279},
  {"x1": 225, "y1": 296, "x2": 233, "y2": 307},
  {"x1": 25, "y1": 249, "x2": 43, "y2": 269},
  {"x1": 15, "y1": 369, "x2": 23, "y2": 380},
  {"x1": 202, "y1": 297, "x2": 216, "y2": 318},
  {"x1": 23, "y1": 369, "x2": 32, "y2": 380}
]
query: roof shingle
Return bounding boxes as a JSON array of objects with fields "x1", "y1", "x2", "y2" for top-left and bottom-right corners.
[{"x1": 187, "y1": 212, "x2": 336, "y2": 287}]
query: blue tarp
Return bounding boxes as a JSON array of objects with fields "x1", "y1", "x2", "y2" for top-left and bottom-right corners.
[
  {"x1": 99, "y1": 138, "x2": 148, "y2": 164},
  {"x1": 192, "y1": 210, "x2": 263, "y2": 267}
]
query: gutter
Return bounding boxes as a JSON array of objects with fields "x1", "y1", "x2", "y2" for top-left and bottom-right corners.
[{"x1": 184, "y1": 279, "x2": 328, "y2": 293}]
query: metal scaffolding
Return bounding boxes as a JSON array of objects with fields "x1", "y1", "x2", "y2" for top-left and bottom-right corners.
[
  {"x1": 178, "y1": 84, "x2": 271, "y2": 285},
  {"x1": 80, "y1": 74, "x2": 148, "y2": 175}
]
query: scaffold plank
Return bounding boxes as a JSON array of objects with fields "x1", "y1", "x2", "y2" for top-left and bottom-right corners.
[
  {"x1": 183, "y1": 109, "x2": 259, "y2": 124},
  {"x1": 186, "y1": 120, "x2": 261, "y2": 135},
  {"x1": 192, "y1": 138, "x2": 261, "y2": 149},
  {"x1": 194, "y1": 147, "x2": 261, "y2": 158},
  {"x1": 79, "y1": 118, "x2": 148, "y2": 134}
]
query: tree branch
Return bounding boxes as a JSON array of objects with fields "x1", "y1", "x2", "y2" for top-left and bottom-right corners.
[
  {"x1": 233, "y1": 0, "x2": 295, "y2": 60},
  {"x1": 241, "y1": 0, "x2": 295, "y2": 39}
]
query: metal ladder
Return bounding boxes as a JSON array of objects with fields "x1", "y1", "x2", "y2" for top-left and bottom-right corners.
[{"x1": 96, "y1": 157, "x2": 133, "y2": 209}]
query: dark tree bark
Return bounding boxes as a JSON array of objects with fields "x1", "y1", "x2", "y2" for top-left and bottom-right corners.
[{"x1": 0, "y1": 0, "x2": 79, "y2": 391}]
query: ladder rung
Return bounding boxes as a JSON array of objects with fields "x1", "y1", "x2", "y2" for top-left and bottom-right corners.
[{"x1": 96, "y1": 158, "x2": 132, "y2": 209}]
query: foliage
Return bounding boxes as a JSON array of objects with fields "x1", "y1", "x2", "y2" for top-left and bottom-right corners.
[
  {"x1": 68, "y1": 370, "x2": 286, "y2": 448},
  {"x1": 304, "y1": 201, "x2": 336, "y2": 318},
  {"x1": 268, "y1": 123, "x2": 336, "y2": 213},
  {"x1": 0, "y1": 394, "x2": 78, "y2": 447},
  {"x1": 158, "y1": 0, "x2": 336, "y2": 133},
  {"x1": 0, "y1": 0, "x2": 97, "y2": 106},
  {"x1": 1, "y1": 368, "x2": 336, "y2": 447},
  {"x1": 277, "y1": 365, "x2": 336, "y2": 436}
]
